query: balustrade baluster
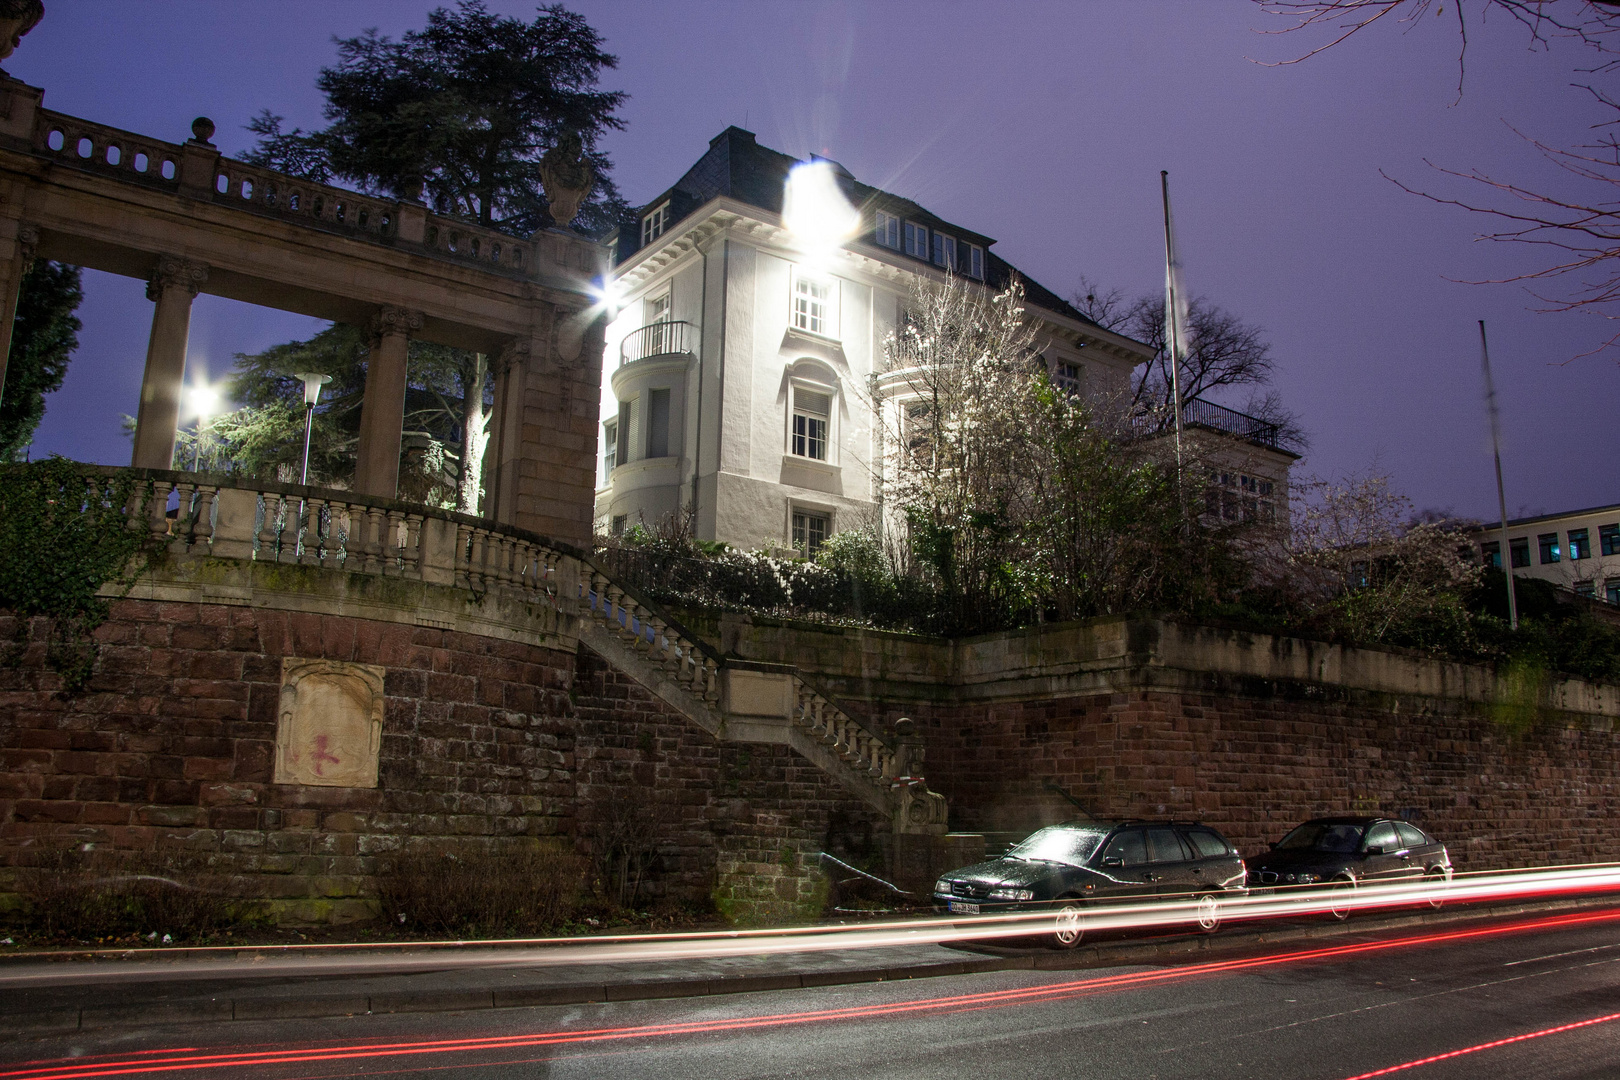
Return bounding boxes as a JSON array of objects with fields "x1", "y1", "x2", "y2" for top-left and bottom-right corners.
[
  {"x1": 702, "y1": 658, "x2": 721, "y2": 702},
  {"x1": 194, "y1": 486, "x2": 218, "y2": 549},
  {"x1": 403, "y1": 514, "x2": 423, "y2": 578},
  {"x1": 167, "y1": 481, "x2": 198, "y2": 555},
  {"x1": 146, "y1": 480, "x2": 175, "y2": 544},
  {"x1": 360, "y1": 507, "x2": 385, "y2": 574},
  {"x1": 296, "y1": 498, "x2": 321, "y2": 565}
]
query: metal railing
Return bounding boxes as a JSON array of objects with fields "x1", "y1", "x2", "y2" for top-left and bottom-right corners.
[
  {"x1": 620, "y1": 320, "x2": 693, "y2": 366},
  {"x1": 1181, "y1": 397, "x2": 1282, "y2": 450}
]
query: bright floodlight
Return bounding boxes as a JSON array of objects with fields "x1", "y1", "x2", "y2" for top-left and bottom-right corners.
[
  {"x1": 186, "y1": 382, "x2": 221, "y2": 420},
  {"x1": 783, "y1": 160, "x2": 859, "y2": 256},
  {"x1": 293, "y1": 371, "x2": 333, "y2": 407}
]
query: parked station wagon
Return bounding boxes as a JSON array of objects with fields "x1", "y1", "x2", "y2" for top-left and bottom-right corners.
[{"x1": 933, "y1": 820, "x2": 1248, "y2": 948}]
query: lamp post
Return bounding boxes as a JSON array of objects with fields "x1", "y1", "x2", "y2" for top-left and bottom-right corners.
[
  {"x1": 185, "y1": 383, "x2": 221, "y2": 472},
  {"x1": 292, "y1": 372, "x2": 332, "y2": 486}
]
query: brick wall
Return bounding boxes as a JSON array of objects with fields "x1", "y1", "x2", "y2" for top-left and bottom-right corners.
[
  {"x1": 918, "y1": 687, "x2": 1620, "y2": 871},
  {"x1": 570, "y1": 648, "x2": 887, "y2": 924},
  {"x1": 0, "y1": 600, "x2": 888, "y2": 925},
  {"x1": 0, "y1": 600, "x2": 577, "y2": 923}
]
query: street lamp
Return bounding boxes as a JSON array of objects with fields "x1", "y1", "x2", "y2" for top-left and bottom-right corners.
[
  {"x1": 292, "y1": 371, "x2": 332, "y2": 486},
  {"x1": 185, "y1": 382, "x2": 221, "y2": 471}
]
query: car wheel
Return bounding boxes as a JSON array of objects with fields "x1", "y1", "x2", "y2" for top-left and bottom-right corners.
[
  {"x1": 1425, "y1": 867, "x2": 1451, "y2": 910},
  {"x1": 1195, "y1": 893, "x2": 1221, "y2": 934},
  {"x1": 1051, "y1": 900, "x2": 1085, "y2": 949},
  {"x1": 1327, "y1": 877, "x2": 1355, "y2": 921}
]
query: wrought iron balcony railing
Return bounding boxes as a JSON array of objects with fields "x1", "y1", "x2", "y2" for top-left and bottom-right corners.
[
  {"x1": 1181, "y1": 397, "x2": 1282, "y2": 450},
  {"x1": 620, "y1": 320, "x2": 693, "y2": 366}
]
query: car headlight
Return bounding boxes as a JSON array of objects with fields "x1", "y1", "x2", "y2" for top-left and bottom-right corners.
[
  {"x1": 987, "y1": 887, "x2": 1035, "y2": 901},
  {"x1": 935, "y1": 879, "x2": 954, "y2": 895}
]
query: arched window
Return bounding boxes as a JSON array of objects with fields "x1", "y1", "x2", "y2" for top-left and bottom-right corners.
[{"x1": 784, "y1": 359, "x2": 839, "y2": 465}]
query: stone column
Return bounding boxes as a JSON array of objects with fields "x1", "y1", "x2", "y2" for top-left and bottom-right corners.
[
  {"x1": 352, "y1": 305, "x2": 422, "y2": 499},
  {"x1": 483, "y1": 337, "x2": 531, "y2": 526},
  {"x1": 131, "y1": 255, "x2": 207, "y2": 470},
  {"x1": 0, "y1": 222, "x2": 36, "y2": 408}
]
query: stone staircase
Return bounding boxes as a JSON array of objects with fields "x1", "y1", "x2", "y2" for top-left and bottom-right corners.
[
  {"x1": 79, "y1": 467, "x2": 947, "y2": 836},
  {"x1": 573, "y1": 562, "x2": 947, "y2": 833}
]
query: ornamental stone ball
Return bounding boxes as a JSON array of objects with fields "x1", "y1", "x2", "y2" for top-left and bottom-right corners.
[
  {"x1": 538, "y1": 131, "x2": 595, "y2": 230},
  {"x1": 0, "y1": 0, "x2": 43, "y2": 65},
  {"x1": 191, "y1": 116, "x2": 216, "y2": 145}
]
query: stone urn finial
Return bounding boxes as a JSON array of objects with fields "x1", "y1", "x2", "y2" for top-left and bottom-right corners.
[
  {"x1": 190, "y1": 116, "x2": 216, "y2": 146},
  {"x1": 0, "y1": 0, "x2": 43, "y2": 68},
  {"x1": 538, "y1": 130, "x2": 595, "y2": 230}
]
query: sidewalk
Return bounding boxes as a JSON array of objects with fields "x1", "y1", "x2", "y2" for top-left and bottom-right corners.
[{"x1": 4, "y1": 894, "x2": 1614, "y2": 1040}]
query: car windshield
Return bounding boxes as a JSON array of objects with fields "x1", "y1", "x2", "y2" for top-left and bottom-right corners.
[
  {"x1": 1276, "y1": 822, "x2": 1365, "y2": 853},
  {"x1": 1006, "y1": 826, "x2": 1110, "y2": 867}
]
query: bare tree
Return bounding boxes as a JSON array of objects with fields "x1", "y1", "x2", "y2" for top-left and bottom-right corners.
[
  {"x1": 1072, "y1": 279, "x2": 1307, "y2": 449},
  {"x1": 870, "y1": 275, "x2": 1246, "y2": 628},
  {"x1": 1254, "y1": 0, "x2": 1620, "y2": 359}
]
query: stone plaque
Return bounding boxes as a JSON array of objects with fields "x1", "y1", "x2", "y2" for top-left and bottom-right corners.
[{"x1": 274, "y1": 658, "x2": 385, "y2": 788}]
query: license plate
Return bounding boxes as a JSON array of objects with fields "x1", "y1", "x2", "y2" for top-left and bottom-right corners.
[{"x1": 949, "y1": 901, "x2": 980, "y2": 914}]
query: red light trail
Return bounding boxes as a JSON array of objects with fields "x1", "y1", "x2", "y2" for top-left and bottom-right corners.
[
  {"x1": 1339, "y1": 1009, "x2": 1620, "y2": 1078},
  {"x1": 5, "y1": 907, "x2": 1620, "y2": 1080}
]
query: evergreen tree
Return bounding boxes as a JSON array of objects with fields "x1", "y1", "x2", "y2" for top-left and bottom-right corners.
[
  {"x1": 245, "y1": 1, "x2": 628, "y2": 237},
  {"x1": 0, "y1": 260, "x2": 82, "y2": 461},
  {"x1": 201, "y1": 324, "x2": 491, "y2": 511}
]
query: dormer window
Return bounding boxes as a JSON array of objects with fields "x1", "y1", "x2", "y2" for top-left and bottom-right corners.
[
  {"x1": 932, "y1": 233, "x2": 956, "y2": 270},
  {"x1": 904, "y1": 221, "x2": 929, "y2": 259},
  {"x1": 875, "y1": 210, "x2": 901, "y2": 249},
  {"x1": 965, "y1": 243, "x2": 984, "y2": 279},
  {"x1": 641, "y1": 200, "x2": 669, "y2": 245}
]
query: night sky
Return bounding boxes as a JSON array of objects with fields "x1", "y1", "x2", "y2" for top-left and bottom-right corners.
[{"x1": 16, "y1": 0, "x2": 1619, "y2": 520}]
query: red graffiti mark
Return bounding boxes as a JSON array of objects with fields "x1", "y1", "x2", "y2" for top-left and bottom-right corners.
[{"x1": 310, "y1": 734, "x2": 342, "y2": 776}]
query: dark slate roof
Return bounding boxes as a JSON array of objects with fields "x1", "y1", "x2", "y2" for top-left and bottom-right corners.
[{"x1": 612, "y1": 126, "x2": 1099, "y2": 329}]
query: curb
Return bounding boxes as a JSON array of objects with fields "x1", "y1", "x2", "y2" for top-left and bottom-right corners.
[{"x1": 6, "y1": 894, "x2": 1615, "y2": 1039}]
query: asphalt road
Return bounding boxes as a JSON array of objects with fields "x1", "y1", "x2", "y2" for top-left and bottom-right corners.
[{"x1": 7, "y1": 907, "x2": 1620, "y2": 1080}]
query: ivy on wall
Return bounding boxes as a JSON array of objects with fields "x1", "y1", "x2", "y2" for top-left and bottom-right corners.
[{"x1": 0, "y1": 459, "x2": 151, "y2": 690}]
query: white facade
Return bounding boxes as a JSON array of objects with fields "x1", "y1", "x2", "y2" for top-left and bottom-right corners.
[
  {"x1": 1468, "y1": 504, "x2": 1620, "y2": 604},
  {"x1": 595, "y1": 130, "x2": 1155, "y2": 553}
]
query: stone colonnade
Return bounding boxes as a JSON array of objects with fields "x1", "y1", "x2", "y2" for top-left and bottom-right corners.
[{"x1": 0, "y1": 70, "x2": 608, "y2": 543}]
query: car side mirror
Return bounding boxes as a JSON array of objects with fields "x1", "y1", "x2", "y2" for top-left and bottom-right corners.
[
  {"x1": 1363, "y1": 845, "x2": 1383, "y2": 857},
  {"x1": 1101, "y1": 856, "x2": 1124, "y2": 868}
]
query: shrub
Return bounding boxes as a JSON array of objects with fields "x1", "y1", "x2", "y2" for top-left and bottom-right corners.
[
  {"x1": 375, "y1": 847, "x2": 587, "y2": 937},
  {"x1": 10, "y1": 845, "x2": 258, "y2": 942}
]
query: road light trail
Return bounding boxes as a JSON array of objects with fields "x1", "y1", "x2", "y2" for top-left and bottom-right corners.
[
  {"x1": 1339, "y1": 1009, "x2": 1620, "y2": 1078},
  {"x1": 7, "y1": 907, "x2": 1620, "y2": 1080}
]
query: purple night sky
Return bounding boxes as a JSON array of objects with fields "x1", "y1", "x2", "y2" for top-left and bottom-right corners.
[{"x1": 16, "y1": 1, "x2": 1618, "y2": 520}]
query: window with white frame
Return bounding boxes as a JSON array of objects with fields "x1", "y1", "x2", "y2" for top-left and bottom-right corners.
[
  {"x1": 904, "y1": 221, "x2": 929, "y2": 259},
  {"x1": 643, "y1": 290, "x2": 674, "y2": 355},
  {"x1": 932, "y1": 233, "x2": 956, "y2": 270},
  {"x1": 965, "y1": 243, "x2": 984, "y2": 279},
  {"x1": 792, "y1": 509, "x2": 830, "y2": 556},
  {"x1": 602, "y1": 419, "x2": 618, "y2": 480},
  {"x1": 792, "y1": 269, "x2": 838, "y2": 338},
  {"x1": 875, "y1": 210, "x2": 901, "y2": 249},
  {"x1": 791, "y1": 385, "x2": 832, "y2": 461},
  {"x1": 641, "y1": 201, "x2": 669, "y2": 245},
  {"x1": 1054, "y1": 361, "x2": 1082, "y2": 393}
]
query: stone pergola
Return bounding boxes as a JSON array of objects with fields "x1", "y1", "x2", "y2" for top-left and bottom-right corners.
[{"x1": 0, "y1": 78, "x2": 607, "y2": 544}]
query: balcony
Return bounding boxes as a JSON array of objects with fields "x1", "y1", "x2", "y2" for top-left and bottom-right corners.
[
  {"x1": 620, "y1": 320, "x2": 693, "y2": 367},
  {"x1": 1181, "y1": 397, "x2": 1282, "y2": 450}
]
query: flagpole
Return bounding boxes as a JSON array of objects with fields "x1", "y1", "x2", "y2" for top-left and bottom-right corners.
[
  {"x1": 1479, "y1": 320, "x2": 1518, "y2": 631},
  {"x1": 1160, "y1": 170, "x2": 1184, "y2": 469}
]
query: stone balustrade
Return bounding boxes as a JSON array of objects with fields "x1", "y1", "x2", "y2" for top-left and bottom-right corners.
[
  {"x1": 66, "y1": 465, "x2": 937, "y2": 830},
  {"x1": 37, "y1": 111, "x2": 182, "y2": 187},
  {"x1": 32, "y1": 107, "x2": 537, "y2": 278}
]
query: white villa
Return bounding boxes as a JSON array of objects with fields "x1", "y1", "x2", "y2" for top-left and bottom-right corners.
[{"x1": 596, "y1": 126, "x2": 1294, "y2": 554}]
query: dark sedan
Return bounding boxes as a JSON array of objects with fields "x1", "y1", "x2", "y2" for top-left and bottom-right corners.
[
  {"x1": 933, "y1": 820, "x2": 1248, "y2": 947},
  {"x1": 1249, "y1": 816, "x2": 1453, "y2": 918}
]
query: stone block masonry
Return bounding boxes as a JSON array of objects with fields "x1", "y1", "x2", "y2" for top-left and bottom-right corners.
[
  {"x1": 0, "y1": 600, "x2": 578, "y2": 923},
  {"x1": 0, "y1": 599, "x2": 887, "y2": 924}
]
